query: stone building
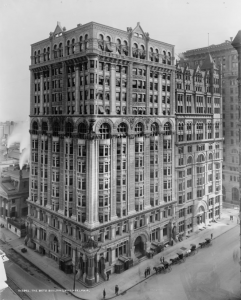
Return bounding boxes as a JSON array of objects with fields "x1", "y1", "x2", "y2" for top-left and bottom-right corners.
[
  {"x1": 26, "y1": 21, "x2": 222, "y2": 286},
  {"x1": 183, "y1": 41, "x2": 238, "y2": 205},
  {"x1": 175, "y1": 55, "x2": 223, "y2": 237},
  {"x1": 0, "y1": 168, "x2": 29, "y2": 236},
  {"x1": 231, "y1": 31, "x2": 241, "y2": 208}
]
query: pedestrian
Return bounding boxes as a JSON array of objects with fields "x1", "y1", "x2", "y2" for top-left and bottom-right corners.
[
  {"x1": 115, "y1": 285, "x2": 119, "y2": 296},
  {"x1": 103, "y1": 289, "x2": 106, "y2": 299},
  {"x1": 211, "y1": 233, "x2": 213, "y2": 239},
  {"x1": 106, "y1": 272, "x2": 109, "y2": 281},
  {"x1": 144, "y1": 269, "x2": 147, "y2": 278}
]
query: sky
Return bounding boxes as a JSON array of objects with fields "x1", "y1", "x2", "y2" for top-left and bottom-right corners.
[{"x1": 0, "y1": 0, "x2": 240, "y2": 122}]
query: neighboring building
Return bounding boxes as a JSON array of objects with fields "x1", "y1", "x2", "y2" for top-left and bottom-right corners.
[
  {"x1": 183, "y1": 41, "x2": 239, "y2": 205},
  {"x1": 26, "y1": 21, "x2": 222, "y2": 287},
  {"x1": 175, "y1": 55, "x2": 223, "y2": 237},
  {"x1": 231, "y1": 31, "x2": 241, "y2": 209},
  {"x1": 0, "y1": 167, "x2": 29, "y2": 237},
  {"x1": 0, "y1": 121, "x2": 16, "y2": 145}
]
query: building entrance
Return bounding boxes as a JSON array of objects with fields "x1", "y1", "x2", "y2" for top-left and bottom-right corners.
[
  {"x1": 197, "y1": 206, "x2": 205, "y2": 225},
  {"x1": 134, "y1": 236, "x2": 145, "y2": 258}
]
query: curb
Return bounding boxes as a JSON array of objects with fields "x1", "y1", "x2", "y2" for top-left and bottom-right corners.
[{"x1": 9, "y1": 223, "x2": 239, "y2": 300}]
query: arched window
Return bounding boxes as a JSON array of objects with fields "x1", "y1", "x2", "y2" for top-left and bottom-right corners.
[
  {"x1": 135, "y1": 122, "x2": 144, "y2": 137},
  {"x1": 53, "y1": 121, "x2": 60, "y2": 136},
  {"x1": 42, "y1": 122, "x2": 48, "y2": 135},
  {"x1": 78, "y1": 123, "x2": 87, "y2": 139},
  {"x1": 133, "y1": 43, "x2": 138, "y2": 58},
  {"x1": 79, "y1": 36, "x2": 83, "y2": 51},
  {"x1": 32, "y1": 121, "x2": 38, "y2": 134},
  {"x1": 72, "y1": 38, "x2": 75, "y2": 54},
  {"x1": 197, "y1": 154, "x2": 205, "y2": 162},
  {"x1": 232, "y1": 187, "x2": 239, "y2": 202},
  {"x1": 178, "y1": 123, "x2": 184, "y2": 131},
  {"x1": 187, "y1": 123, "x2": 192, "y2": 131},
  {"x1": 209, "y1": 153, "x2": 213, "y2": 160},
  {"x1": 151, "y1": 122, "x2": 158, "y2": 136},
  {"x1": 67, "y1": 40, "x2": 70, "y2": 55},
  {"x1": 43, "y1": 48, "x2": 46, "y2": 61},
  {"x1": 37, "y1": 50, "x2": 41, "y2": 63},
  {"x1": 100, "y1": 123, "x2": 110, "y2": 139},
  {"x1": 84, "y1": 34, "x2": 89, "y2": 50},
  {"x1": 59, "y1": 43, "x2": 63, "y2": 57},
  {"x1": 162, "y1": 50, "x2": 166, "y2": 64},
  {"x1": 164, "y1": 122, "x2": 171, "y2": 135},
  {"x1": 155, "y1": 49, "x2": 159, "y2": 62},
  {"x1": 106, "y1": 36, "x2": 111, "y2": 42},
  {"x1": 85, "y1": 34, "x2": 88, "y2": 40},
  {"x1": 117, "y1": 123, "x2": 127, "y2": 137},
  {"x1": 65, "y1": 122, "x2": 73, "y2": 137},
  {"x1": 117, "y1": 38, "x2": 121, "y2": 45},
  {"x1": 99, "y1": 34, "x2": 104, "y2": 40},
  {"x1": 187, "y1": 156, "x2": 192, "y2": 164},
  {"x1": 47, "y1": 47, "x2": 50, "y2": 60}
]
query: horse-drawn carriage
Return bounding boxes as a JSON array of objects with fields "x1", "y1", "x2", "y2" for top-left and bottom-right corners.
[
  {"x1": 153, "y1": 261, "x2": 172, "y2": 274},
  {"x1": 199, "y1": 238, "x2": 212, "y2": 248}
]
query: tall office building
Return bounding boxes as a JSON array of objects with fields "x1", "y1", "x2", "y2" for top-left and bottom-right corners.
[
  {"x1": 27, "y1": 21, "x2": 177, "y2": 285},
  {"x1": 26, "y1": 21, "x2": 222, "y2": 286},
  {"x1": 183, "y1": 41, "x2": 238, "y2": 205},
  {"x1": 175, "y1": 55, "x2": 223, "y2": 238}
]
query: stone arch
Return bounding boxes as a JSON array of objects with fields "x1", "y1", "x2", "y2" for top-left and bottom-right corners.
[
  {"x1": 195, "y1": 201, "x2": 208, "y2": 215},
  {"x1": 40, "y1": 117, "x2": 50, "y2": 130},
  {"x1": 149, "y1": 118, "x2": 162, "y2": 132},
  {"x1": 30, "y1": 118, "x2": 40, "y2": 129},
  {"x1": 132, "y1": 118, "x2": 146, "y2": 131},
  {"x1": 114, "y1": 119, "x2": 131, "y2": 134},
  {"x1": 187, "y1": 156, "x2": 193, "y2": 164},
  {"x1": 160, "y1": 118, "x2": 175, "y2": 131},
  {"x1": 94, "y1": 118, "x2": 114, "y2": 134},
  {"x1": 75, "y1": 118, "x2": 89, "y2": 132},
  {"x1": 197, "y1": 153, "x2": 206, "y2": 163},
  {"x1": 131, "y1": 230, "x2": 149, "y2": 249}
]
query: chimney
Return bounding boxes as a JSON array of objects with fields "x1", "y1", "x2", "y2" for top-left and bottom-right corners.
[{"x1": 19, "y1": 169, "x2": 22, "y2": 180}]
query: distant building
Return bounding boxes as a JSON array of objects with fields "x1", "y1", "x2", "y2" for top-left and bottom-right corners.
[
  {"x1": 0, "y1": 167, "x2": 29, "y2": 237},
  {"x1": 231, "y1": 31, "x2": 241, "y2": 209},
  {"x1": 0, "y1": 121, "x2": 16, "y2": 145},
  {"x1": 183, "y1": 40, "x2": 239, "y2": 205}
]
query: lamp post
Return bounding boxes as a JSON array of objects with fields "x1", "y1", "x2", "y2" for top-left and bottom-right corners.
[{"x1": 73, "y1": 246, "x2": 77, "y2": 292}]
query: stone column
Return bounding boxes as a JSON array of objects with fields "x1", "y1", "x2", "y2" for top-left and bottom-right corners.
[
  {"x1": 48, "y1": 66, "x2": 52, "y2": 114},
  {"x1": 37, "y1": 130, "x2": 42, "y2": 205},
  {"x1": 158, "y1": 132, "x2": 164, "y2": 205},
  {"x1": 158, "y1": 72, "x2": 163, "y2": 115},
  {"x1": 111, "y1": 135, "x2": 118, "y2": 220},
  {"x1": 170, "y1": 71, "x2": 175, "y2": 115},
  {"x1": 46, "y1": 132, "x2": 52, "y2": 210},
  {"x1": 171, "y1": 132, "x2": 176, "y2": 203},
  {"x1": 62, "y1": 62, "x2": 68, "y2": 114},
  {"x1": 71, "y1": 132, "x2": 78, "y2": 220},
  {"x1": 85, "y1": 135, "x2": 99, "y2": 228},
  {"x1": 30, "y1": 71, "x2": 35, "y2": 115},
  {"x1": 110, "y1": 64, "x2": 116, "y2": 115},
  {"x1": 75, "y1": 65, "x2": 80, "y2": 114},
  {"x1": 127, "y1": 62, "x2": 133, "y2": 115},
  {"x1": 144, "y1": 134, "x2": 151, "y2": 209},
  {"x1": 58, "y1": 133, "x2": 65, "y2": 214},
  {"x1": 146, "y1": 66, "x2": 150, "y2": 115},
  {"x1": 85, "y1": 255, "x2": 95, "y2": 286},
  {"x1": 40, "y1": 73, "x2": 44, "y2": 114},
  {"x1": 127, "y1": 134, "x2": 136, "y2": 215}
]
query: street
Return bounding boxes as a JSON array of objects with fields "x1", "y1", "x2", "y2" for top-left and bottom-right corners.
[
  {"x1": 122, "y1": 226, "x2": 240, "y2": 300},
  {"x1": 0, "y1": 241, "x2": 72, "y2": 300}
]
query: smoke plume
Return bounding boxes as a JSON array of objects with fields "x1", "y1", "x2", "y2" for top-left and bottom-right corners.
[{"x1": 7, "y1": 121, "x2": 30, "y2": 169}]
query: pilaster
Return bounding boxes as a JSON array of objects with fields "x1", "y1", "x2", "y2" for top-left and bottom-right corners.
[
  {"x1": 111, "y1": 135, "x2": 118, "y2": 220},
  {"x1": 40, "y1": 73, "x2": 44, "y2": 114},
  {"x1": 158, "y1": 72, "x2": 163, "y2": 115},
  {"x1": 128, "y1": 134, "x2": 136, "y2": 215},
  {"x1": 75, "y1": 66, "x2": 80, "y2": 114},
  {"x1": 46, "y1": 132, "x2": 52, "y2": 209},
  {"x1": 110, "y1": 64, "x2": 116, "y2": 115},
  {"x1": 144, "y1": 133, "x2": 151, "y2": 209},
  {"x1": 58, "y1": 132, "x2": 65, "y2": 214}
]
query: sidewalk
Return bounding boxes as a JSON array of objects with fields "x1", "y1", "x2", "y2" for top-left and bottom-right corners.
[{"x1": 0, "y1": 208, "x2": 239, "y2": 300}]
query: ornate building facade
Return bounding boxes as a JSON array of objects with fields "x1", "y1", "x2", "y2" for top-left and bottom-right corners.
[
  {"x1": 175, "y1": 56, "x2": 223, "y2": 238},
  {"x1": 183, "y1": 42, "x2": 238, "y2": 205},
  {"x1": 26, "y1": 21, "x2": 222, "y2": 286}
]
